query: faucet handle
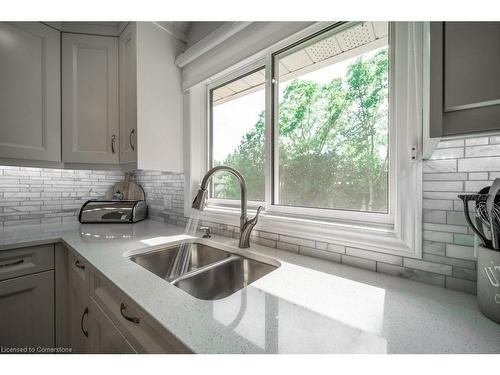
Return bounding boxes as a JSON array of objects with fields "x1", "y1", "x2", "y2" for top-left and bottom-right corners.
[
  {"x1": 239, "y1": 206, "x2": 264, "y2": 248},
  {"x1": 200, "y1": 226, "x2": 211, "y2": 238},
  {"x1": 249, "y1": 206, "x2": 264, "y2": 225}
]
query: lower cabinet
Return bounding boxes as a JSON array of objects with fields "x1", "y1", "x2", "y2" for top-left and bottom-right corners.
[
  {"x1": 0, "y1": 243, "x2": 188, "y2": 354},
  {"x1": 67, "y1": 249, "x2": 90, "y2": 353},
  {"x1": 88, "y1": 297, "x2": 136, "y2": 354},
  {"x1": 0, "y1": 271, "x2": 55, "y2": 348},
  {"x1": 90, "y1": 270, "x2": 190, "y2": 353},
  {"x1": 68, "y1": 278, "x2": 90, "y2": 353},
  {"x1": 65, "y1": 245, "x2": 191, "y2": 354}
]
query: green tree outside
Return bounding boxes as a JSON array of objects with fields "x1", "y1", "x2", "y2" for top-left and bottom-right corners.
[{"x1": 214, "y1": 47, "x2": 389, "y2": 213}]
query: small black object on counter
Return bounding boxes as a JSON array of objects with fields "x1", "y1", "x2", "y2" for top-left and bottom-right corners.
[{"x1": 458, "y1": 178, "x2": 500, "y2": 251}]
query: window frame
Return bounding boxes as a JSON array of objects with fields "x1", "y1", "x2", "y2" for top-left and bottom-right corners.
[
  {"x1": 187, "y1": 22, "x2": 424, "y2": 258},
  {"x1": 269, "y1": 24, "x2": 394, "y2": 224},
  {"x1": 206, "y1": 59, "x2": 268, "y2": 208},
  {"x1": 207, "y1": 22, "x2": 394, "y2": 225}
]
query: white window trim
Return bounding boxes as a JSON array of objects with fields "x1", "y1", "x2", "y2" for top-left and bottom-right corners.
[
  {"x1": 184, "y1": 22, "x2": 423, "y2": 259},
  {"x1": 268, "y1": 24, "x2": 394, "y2": 226}
]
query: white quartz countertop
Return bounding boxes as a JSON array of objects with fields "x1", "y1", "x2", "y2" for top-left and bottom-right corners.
[{"x1": 1, "y1": 220, "x2": 499, "y2": 353}]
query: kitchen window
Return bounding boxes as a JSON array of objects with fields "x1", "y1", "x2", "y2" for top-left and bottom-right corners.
[
  {"x1": 273, "y1": 23, "x2": 390, "y2": 214},
  {"x1": 209, "y1": 22, "x2": 392, "y2": 220},
  {"x1": 209, "y1": 67, "x2": 266, "y2": 202},
  {"x1": 192, "y1": 22, "x2": 423, "y2": 257}
]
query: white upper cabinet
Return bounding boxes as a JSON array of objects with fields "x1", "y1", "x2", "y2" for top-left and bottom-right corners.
[
  {"x1": 0, "y1": 22, "x2": 184, "y2": 170},
  {"x1": 135, "y1": 22, "x2": 184, "y2": 172},
  {"x1": 119, "y1": 23, "x2": 138, "y2": 165},
  {"x1": 62, "y1": 33, "x2": 119, "y2": 164},
  {"x1": 117, "y1": 22, "x2": 184, "y2": 172},
  {"x1": 0, "y1": 22, "x2": 61, "y2": 162}
]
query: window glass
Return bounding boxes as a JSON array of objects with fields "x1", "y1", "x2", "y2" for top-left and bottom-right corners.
[
  {"x1": 274, "y1": 22, "x2": 389, "y2": 213},
  {"x1": 210, "y1": 67, "x2": 266, "y2": 201}
]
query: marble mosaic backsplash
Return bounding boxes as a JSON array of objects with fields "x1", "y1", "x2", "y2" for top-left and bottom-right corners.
[{"x1": 0, "y1": 166, "x2": 124, "y2": 226}]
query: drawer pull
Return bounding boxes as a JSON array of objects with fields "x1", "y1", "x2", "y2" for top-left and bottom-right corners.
[
  {"x1": 0, "y1": 259, "x2": 24, "y2": 268},
  {"x1": 74, "y1": 260, "x2": 85, "y2": 270},
  {"x1": 81, "y1": 307, "x2": 89, "y2": 338},
  {"x1": 120, "y1": 303, "x2": 140, "y2": 324},
  {"x1": 129, "y1": 129, "x2": 135, "y2": 151}
]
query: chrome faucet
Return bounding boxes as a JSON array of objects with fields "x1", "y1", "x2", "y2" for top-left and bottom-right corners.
[{"x1": 192, "y1": 165, "x2": 264, "y2": 248}]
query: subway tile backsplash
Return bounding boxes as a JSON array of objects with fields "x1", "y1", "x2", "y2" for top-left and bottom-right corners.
[
  {"x1": 129, "y1": 135, "x2": 500, "y2": 296},
  {"x1": 0, "y1": 166, "x2": 124, "y2": 226}
]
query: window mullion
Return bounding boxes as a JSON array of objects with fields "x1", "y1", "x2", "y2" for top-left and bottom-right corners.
[
  {"x1": 264, "y1": 53, "x2": 274, "y2": 210},
  {"x1": 271, "y1": 55, "x2": 281, "y2": 207}
]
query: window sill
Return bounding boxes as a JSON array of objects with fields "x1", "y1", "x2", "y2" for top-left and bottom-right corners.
[{"x1": 191, "y1": 205, "x2": 420, "y2": 258}]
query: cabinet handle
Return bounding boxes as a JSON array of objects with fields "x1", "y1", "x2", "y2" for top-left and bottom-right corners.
[
  {"x1": 81, "y1": 307, "x2": 89, "y2": 338},
  {"x1": 74, "y1": 260, "x2": 85, "y2": 270},
  {"x1": 120, "y1": 303, "x2": 140, "y2": 324},
  {"x1": 111, "y1": 134, "x2": 116, "y2": 154},
  {"x1": 129, "y1": 129, "x2": 135, "y2": 151},
  {"x1": 0, "y1": 259, "x2": 24, "y2": 268}
]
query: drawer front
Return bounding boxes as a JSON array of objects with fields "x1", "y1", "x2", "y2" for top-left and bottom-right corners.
[
  {"x1": 0, "y1": 244, "x2": 54, "y2": 281},
  {"x1": 67, "y1": 249, "x2": 89, "y2": 296},
  {"x1": 0, "y1": 270, "x2": 55, "y2": 348},
  {"x1": 90, "y1": 271, "x2": 191, "y2": 353}
]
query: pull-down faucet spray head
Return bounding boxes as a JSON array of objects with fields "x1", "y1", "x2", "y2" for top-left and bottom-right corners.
[{"x1": 191, "y1": 188, "x2": 208, "y2": 211}]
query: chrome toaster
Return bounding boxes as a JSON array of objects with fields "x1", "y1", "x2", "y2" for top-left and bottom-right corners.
[{"x1": 79, "y1": 200, "x2": 147, "y2": 224}]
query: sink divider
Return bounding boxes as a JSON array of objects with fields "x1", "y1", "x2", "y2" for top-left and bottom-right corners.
[{"x1": 169, "y1": 255, "x2": 240, "y2": 285}]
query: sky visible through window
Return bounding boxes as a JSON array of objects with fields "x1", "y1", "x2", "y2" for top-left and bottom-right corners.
[{"x1": 212, "y1": 89, "x2": 264, "y2": 163}]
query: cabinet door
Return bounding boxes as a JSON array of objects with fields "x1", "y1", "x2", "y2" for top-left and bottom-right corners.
[
  {"x1": 0, "y1": 22, "x2": 61, "y2": 162},
  {"x1": 0, "y1": 271, "x2": 54, "y2": 348},
  {"x1": 67, "y1": 251, "x2": 90, "y2": 353},
  {"x1": 88, "y1": 297, "x2": 136, "y2": 354},
  {"x1": 119, "y1": 23, "x2": 138, "y2": 164},
  {"x1": 62, "y1": 33, "x2": 119, "y2": 164},
  {"x1": 430, "y1": 22, "x2": 500, "y2": 137},
  {"x1": 68, "y1": 274, "x2": 89, "y2": 353}
]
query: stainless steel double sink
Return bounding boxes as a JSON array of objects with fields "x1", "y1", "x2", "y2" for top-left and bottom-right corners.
[{"x1": 129, "y1": 242, "x2": 279, "y2": 300}]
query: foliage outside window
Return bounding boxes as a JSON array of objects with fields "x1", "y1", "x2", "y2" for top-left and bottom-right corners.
[
  {"x1": 210, "y1": 68, "x2": 266, "y2": 202},
  {"x1": 210, "y1": 22, "x2": 389, "y2": 214}
]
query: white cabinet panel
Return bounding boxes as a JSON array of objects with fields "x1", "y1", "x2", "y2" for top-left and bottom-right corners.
[
  {"x1": 135, "y1": 22, "x2": 184, "y2": 172},
  {"x1": 0, "y1": 244, "x2": 54, "y2": 282},
  {"x1": 90, "y1": 269, "x2": 190, "y2": 353},
  {"x1": 0, "y1": 22, "x2": 61, "y2": 162},
  {"x1": 119, "y1": 23, "x2": 138, "y2": 164},
  {"x1": 62, "y1": 33, "x2": 119, "y2": 164},
  {"x1": 67, "y1": 249, "x2": 90, "y2": 353},
  {"x1": 88, "y1": 297, "x2": 136, "y2": 354},
  {"x1": 0, "y1": 271, "x2": 55, "y2": 348}
]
